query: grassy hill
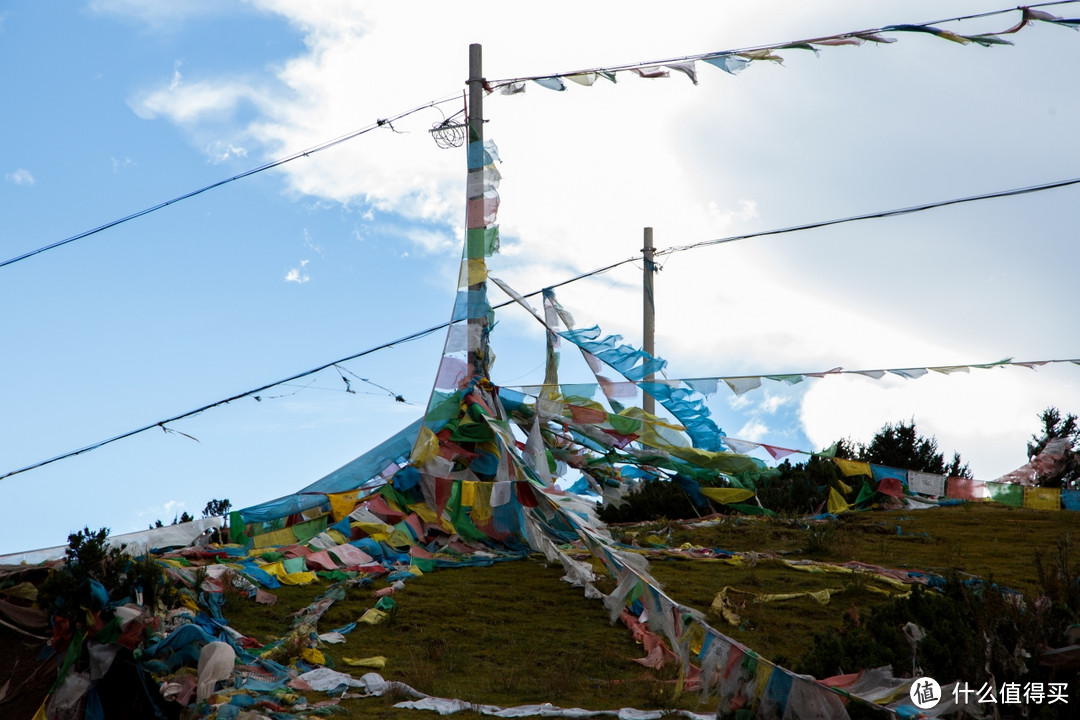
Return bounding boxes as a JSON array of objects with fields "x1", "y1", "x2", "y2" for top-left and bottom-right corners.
[{"x1": 4, "y1": 502, "x2": 1079, "y2": 718}]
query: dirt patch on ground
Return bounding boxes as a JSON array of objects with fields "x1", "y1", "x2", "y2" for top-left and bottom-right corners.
[{"x1": 0, "y1": 629, "x2": 55, "y2": 719}]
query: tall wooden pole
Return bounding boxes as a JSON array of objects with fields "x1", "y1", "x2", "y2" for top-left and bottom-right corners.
[
  {"x1": 642, "y1": 227, "x2": 656, "y2": 415},
  {"x1": 466, "y1": 44, "x2": 486, "y2": 377},
  {"x1": 468, "y1": 42, "x2": 484, "y2": 160}
]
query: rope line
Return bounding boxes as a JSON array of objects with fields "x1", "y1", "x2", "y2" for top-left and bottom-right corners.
[
  {"x1": 0, "y1": 96, "x2": 460, "y2": 270},
  {"x1": 3, "y1": 172, "x2": 1078, "y2": 480}
]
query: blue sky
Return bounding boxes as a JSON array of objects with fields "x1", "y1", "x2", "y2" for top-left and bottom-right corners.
[{"x1": 2, "y1": 1, "x2": 1079, "y2": 556}]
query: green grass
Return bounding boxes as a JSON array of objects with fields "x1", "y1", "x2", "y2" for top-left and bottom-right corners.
[
  {"x1": 643, "y1": 503, "x2": 1080, "y2": 664},
  {"x1": 640, "y1": 501, "x2": 1080, "y2": 593},
  {"x1": 216, "y1": 503, "x2": 1080, "y2": 717},
  {"x1": 224, "y1": 558, "x2": 703, "y2": 716}
]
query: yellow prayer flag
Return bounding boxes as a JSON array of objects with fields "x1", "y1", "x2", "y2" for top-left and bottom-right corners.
[
  {"x1": 827, "y1": 487, "x2": 850, "y2": 514},
  {"x1": 700, "y1": 487, "x2": 756, "y2": 505},
  {"x1": 710, "y1": 589, "x2": 742, "y2": 626},
  {"x1": 359, "y1": 608, "x2": 389, "y2": 625},
  {"x1": 458, "y1": 258, "x2": 488, "y2": 288},
  {"x1": 328, "y1": 490, "x2": 359, "y2": 523},
  {"x1": 259, "y1": 561, "x2": 285, "y2": 578},
  {"x1": 937, "y1": 30, "x2": 972, "y2": 45},
  {"x1": 411, "y1": 425, "x2": 440, "y2": 466},
  {"x1": 461, "y1": 480, "x2": 478, "y2": 507},
  {"x1": 352, "y1": 521, "x2": 393, "y2": 539},
  {"x1": 343, "y1": 656, "x2": 387, "y2": 669},
  {"x1": 1023, "y1": 486, "x2": 1061, "y2": 511},
  {"x1": 668, "y1": 446, "x2": 761, "y2": 474},
  {"x1": 684, "y1": 623, "x2": 707, "y2": 656},
  {"x1": 755, "y1": 662, "x2": 774, "y2": 700},
  {"x1": 409, "y1": 502, "x2": 441, "y2": 525},
  {"x1": 252, "y1": 526, "x2": 298, "y2": 549},
  {"x1": 470, "y1": 483, "x2": 494, "y2": 525},
  {"x1": 278, "y1": 571, "x2": 318, "y2": 586},
  {"x1": 740, "y1": 49, "x2": 784, "y2": 63},
  {"x1": 385, "y1": 527, "x2": 414, "y2": 549},
  {"x1": 325, "y1": 528, "x2": 350, "y2": 545},
  {"x1": 300, "y1": 648, "x2": 326, "y2": 665},
  {"x1": 833, "y1": 458, "x2": 871, "y2": 478}
]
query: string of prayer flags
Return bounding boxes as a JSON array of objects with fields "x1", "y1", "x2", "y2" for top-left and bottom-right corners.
[
  {"x1": 505, "y1": 357, "x2": 1078, "y2": 405},
  {"x1": 700, "y1": 429, "x2": 1080, "y2": 516},
  {"x1": 484, "y1": 4, "x2": 1080, "y2": 94}
]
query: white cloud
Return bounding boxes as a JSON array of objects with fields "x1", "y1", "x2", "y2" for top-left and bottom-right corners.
[
  {"x1": 136, "y1": 499, "x2": 188, "y2": 522},
  {"x1": 6, "y1": 168, "x2": 35, "y2": 186},
  {"x1": 207, "y1": 141, "x2": 248, "y2": 163},
  {"x1": 285, "y1": 264, "x2": 310, "y2": 283},
  {"x1": 737, "y1": 419, "x2": 770, "y2": 443},
  {"x1": 706, "y1": 199, "x2": 758, "y2": 229},
  {"x1": 120, "y1": 1, "x2": 1080, "y2": 480},
  {"x1": 727, "y1": 394, "x2": 754, "y2": 411},
  {"x1": 759, "y1": 392, "x2": 794, "y2": 415},
  {"x1": 404, "y1": 227, "x2": 457, "y2": 255},
  {"x1": 133, "y1": 77, "x2": 265, "y2": 123}
]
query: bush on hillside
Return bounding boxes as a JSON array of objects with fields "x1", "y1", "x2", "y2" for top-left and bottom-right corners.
[
  {"x1": 37, "y1": 526, "x2": 169, "y2": 624},
  {"x1": 796, "y1": 556, "x2": 1079, "y2": 717},
  {"x1": 597, "y1": 477, "x2": 722, "y2": 524},
  {"x1": 755, "y1": 456, "x2": 840, "y2": 516}
]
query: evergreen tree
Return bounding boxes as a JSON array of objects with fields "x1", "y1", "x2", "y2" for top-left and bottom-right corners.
[
  {"x1": 202, "y1": 498, "x2": 232, "y2": 518},
  {"x1": 856, "y1": 419, "x2": 972, "y2": 478}
]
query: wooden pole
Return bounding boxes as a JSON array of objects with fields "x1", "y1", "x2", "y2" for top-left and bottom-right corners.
[
  {"x1": 468, "y1": 42, "x2": 483, "y2": 156},
  {"x1": 466, "y1": 44, "x2": 486, "y2": 377},
  {"x1": 643, "y1": 227, "x2": 656, "y2": 415}
]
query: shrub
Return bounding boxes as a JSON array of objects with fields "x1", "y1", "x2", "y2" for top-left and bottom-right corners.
[
  {"x1": 797, "y1": 557, "x2": 1079, "y2": 716},
  {"x1": 38, "y1": 527, "x2": 169, "y2": 622},
  {"x1": 597, "y1": 477, "x2": 717, "y2": 523}
]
